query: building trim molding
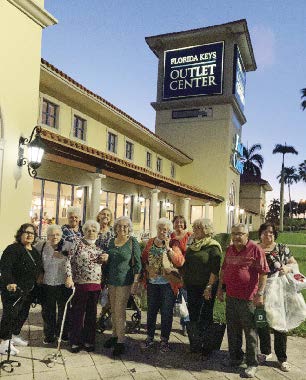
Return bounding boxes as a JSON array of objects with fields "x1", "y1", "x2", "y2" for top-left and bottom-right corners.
[{"x1": 7, "y1": 0, "x2": 57, "y2": 28}]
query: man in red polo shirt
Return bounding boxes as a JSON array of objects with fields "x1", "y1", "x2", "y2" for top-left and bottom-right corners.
[{"x1": 217, "y1": 223, "x2": 269, "y2": 378}]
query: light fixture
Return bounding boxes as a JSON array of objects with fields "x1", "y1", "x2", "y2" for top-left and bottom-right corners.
[
  {"x1": 76, "y1": 187, "x2": 83, "y2": 199},
  {"x1": 17, "y1": 126, "x2": 45, "y2": 178},
  {"x1": 138, "y1": 193, "x2": 145, "y2": 203},
  {"x1": 229, "y1": 205, "x2": 235, "y2": 212},
  {"x1": 165, "y1": 199, "x2": 171, "y2": 208},
  {"x1": 239, "y1": 208, "x2": 245, "y2": 215},
  {"x1": 124, "y1": 195, "x2": 131, "y2": 204}
]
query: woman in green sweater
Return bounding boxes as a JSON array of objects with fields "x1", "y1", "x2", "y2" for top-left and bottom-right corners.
[
  {"x1": 183, "y1": 218, "x2": 222, "y2": 353},
  {"x1": 103, "y1": 216, "x2": 141, "y2": 356}
]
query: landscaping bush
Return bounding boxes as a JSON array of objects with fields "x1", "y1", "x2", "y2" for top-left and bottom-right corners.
[{"x1": 214, "y1": 233, "x2": 231, "y2": 252}]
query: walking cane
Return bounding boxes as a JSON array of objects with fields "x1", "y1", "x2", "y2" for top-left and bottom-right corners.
[
  {"x1": 43, "y1": 287, "x2": 75, "y2": 367},
  {"x1": 0, "y1": 288, "x2": 23, "y2": 373}
]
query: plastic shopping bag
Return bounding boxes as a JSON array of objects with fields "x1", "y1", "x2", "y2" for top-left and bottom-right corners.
[
  {"x1": 100, "y1": 287, "x2": 109, "y2": 307},
  {"x1": 286, "y1": 263, "x2": 306, "y2": 293},
  {"x1": 265, "y1": 272, "x2": 306, "y2": 332}
]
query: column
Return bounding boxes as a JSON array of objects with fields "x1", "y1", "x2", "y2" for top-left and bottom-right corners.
[
  {"x1": 182, "y1": 197, "x2": 190, "y2": 224},
  {"x1": 204, "y1": 203, "x2": 210, "y2": 219},
  {"x1": 89, "y1": 173, "x2": 106, "y2": 219},
  {"x1": 150, "y1": 189, "x2": 160, "y2": 237}
]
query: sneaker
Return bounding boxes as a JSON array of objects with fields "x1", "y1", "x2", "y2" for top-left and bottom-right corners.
[
  {"x1": 103, "y1": 336, "x2": 118, "y2": 349},
  {"x1": 12, "y1": 334, "x2": 28, "y2": 346},
  {"x1": 84, "y1": 343, "x2": 95, "y2": 352},
  {"x1": 43, "y1": 337, "x2": 56, "y2": 345},
  {"x1": 244, "y1": 366, "x2": 257, "y2": 378},
  {"x1": 279, "y1": 361, "x2": 290, "y2": 372},
  {"x1": 160, "y1": 340, "x2": 171, "y2": 353},
  {"x1": 113, "y1": 342, "x2": 125, "y2": 356},
  {"x1": 0, "y1": 340, "x2": 18, "y2": 355},
  {"x1": 140, "y1": 337, "x2": 154, "y2": 350},
  {"x1": 258, "y1": 352, "x2": 273, "y2": 364},
  {"x1": 70, "y1": 345, "x2": 80, "y2": 353}
]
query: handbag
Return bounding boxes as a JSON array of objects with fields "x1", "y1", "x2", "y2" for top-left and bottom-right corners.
[{"x1": 162, "y1": 250, "x2": 182, "y2": 284}]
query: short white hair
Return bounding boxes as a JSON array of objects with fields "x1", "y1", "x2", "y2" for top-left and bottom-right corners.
[
  {"x1": 82, "y1": 220, "x2": 100, "y2": 233},
  {"x1": 47, "y1": 224, "x2": 63, "y2": 237},
  {"x1": 113, "y1": 216, "x2": 133, "y2": 235},
  {"x1": 156, "y1": 217, "x2": 173, "y2": 231},
  {"x1": 67, "y1": 206, "x2": 81, "y2": 217},
  {"x1": 232, "y1": 223, "x2": 249, "y2": 233},
  {"x1": 193, "y1": 218, "x2": 214, "y2": 236}
]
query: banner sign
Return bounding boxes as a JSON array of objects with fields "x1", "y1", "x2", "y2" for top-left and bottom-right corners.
[
  {"x1": 163, "y1": 41, "x2": 224, "y2": 100},
  {"x1": 232, "y1": 44, "x2": 246, "y2": 112},
  {"x1": 231, "y1": 134, "x2": 244, "y2": 174}
]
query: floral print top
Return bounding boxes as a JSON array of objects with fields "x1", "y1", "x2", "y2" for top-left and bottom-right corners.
[
  {"x1": 66, "y1": 238, "x2": 103, "y2": 284},
  {"x1": 264, "y1": 243, "x2": 291, "y2": 276}
]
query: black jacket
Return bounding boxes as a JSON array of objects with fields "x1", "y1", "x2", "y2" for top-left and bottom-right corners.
[{"x1": 0, "y1": 242, "x2": 43, "y2": 292}]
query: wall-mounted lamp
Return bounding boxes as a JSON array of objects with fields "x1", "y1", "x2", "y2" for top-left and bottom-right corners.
[
  {"x1": 76, "y1": 187, "x2": 83, "y2": 199},
  {"x1": 124, "y1": 195, "x2": 131, "y2": 205},
  {"x1": 165, "y1": 199, "x2": 171, "y2": 208},
  {"x1": 229, "y1": 205, "x2": 235, "y2": 212},
  {"x1": 239, "y1": 208, "x2": 245, "y2": 215},
  {"x1": 17, "y1": 126, "x2": 45, "y2": 178},
  {"x1": 138, "y1": 193, "x2": 145, "y2": 204}
]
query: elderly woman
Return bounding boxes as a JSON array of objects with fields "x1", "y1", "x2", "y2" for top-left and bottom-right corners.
[
  {"x1": 141, "y1": 217, "x2": 185, "y2": 353},
  {"x1": 257, "y1": 222, "x2": 297, "y2": 372},
  {"x1": 183, "y1": 218, "x2": 222, "y2": 353},
  {"x1": 95, "y1": 207, "x2": 114, "y2": 251},
  {"x1": 103, "y1": 216, "x2": 141, "y2": 356},
  {"x1": 170, "y1": 215, "x2": 192, "y2": 335},
  {"x1": 61, "y1": 206, "x2": 83, "y2": 243},
  {"x1": 0, "y1": 224, "x2": 43, "y2": 355},
  {"x1": 35, "y1": 224, "x2": 72, "y2": 344},
  {"x1": 65, "y1": 220, "x2": 108, "y2": 353}
]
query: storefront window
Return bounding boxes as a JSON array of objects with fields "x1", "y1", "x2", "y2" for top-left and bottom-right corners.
[
  {"x1": 116, "y1": 194, "x2": 124, "y2": 218},
  {"x1": 108, "y1": 192, "x2": 116, "y2": 218},
  {"x1": 144, "y1": 199, "x2": 150, "y2": 231},
  {"x1": 99, "y1": 191, "x2": 107, "y2": 210},
  {"x1": 190, "y1": 206, "x2": 203, "y2": 223},
  {"x1": 41, "y1": 181, "x2": 59, "y2": 237}
]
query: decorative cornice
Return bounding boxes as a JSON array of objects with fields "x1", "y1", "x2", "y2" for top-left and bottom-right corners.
[
  {"x1": 40, "y1": 128, "x2": 224, "y2": 204},
  {"x1": 7, "y1": 0, "x2": 57, "y2": 28}
]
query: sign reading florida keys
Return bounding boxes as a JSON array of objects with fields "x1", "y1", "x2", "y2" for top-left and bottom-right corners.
[{"x1": 163, "y1": 41, "x2": 224, "y2": 100}]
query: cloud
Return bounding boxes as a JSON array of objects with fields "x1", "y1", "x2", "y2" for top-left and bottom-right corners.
[{"x1": 250, "y1": 25, "x2": 276, "y2": 69}]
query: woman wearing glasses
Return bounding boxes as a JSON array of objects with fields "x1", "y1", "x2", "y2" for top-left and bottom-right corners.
[
  {"x1": 183, "y1": 218, "x2": 222, "y2": 354},
  {"x1": 0, "y1": 223, "x2": 43, "y2": 355},
  {"x1": 61, "y1": 206, "x2": 83, "y2": 243},
  {"x1": 102, "y1": 216, "x2": 141, "y2": 356}
]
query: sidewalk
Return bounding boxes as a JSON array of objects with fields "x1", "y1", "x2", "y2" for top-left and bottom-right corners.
[{"x1": 0, "y1": 306, "x2": 306, "y2": 380}]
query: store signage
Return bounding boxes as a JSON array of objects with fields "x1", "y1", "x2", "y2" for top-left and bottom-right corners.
[
  {"x1": 231, "y1": 134, "x2": 244, "y2": 174},
  {"x1": 163, "y1": 41, "x2": 224, "y2": 100},
  {"x1": 232, "y1": 44, "x2": 246, "y2": 112}
]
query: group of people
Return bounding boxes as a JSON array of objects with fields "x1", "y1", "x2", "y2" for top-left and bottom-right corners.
[{"x1": 0, "y1": 208, "x2": 303, "y2": 378}]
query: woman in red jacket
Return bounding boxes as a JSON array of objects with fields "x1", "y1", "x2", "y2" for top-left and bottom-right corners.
[{"x1": 141, "y1": 218, "x2": 184, "y2": 353}]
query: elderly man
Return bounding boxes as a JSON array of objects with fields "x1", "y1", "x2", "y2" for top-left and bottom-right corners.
[
  {"x1": 217, "y1": 223, "x2": 269, "y2": 378},
  {"x1": 61, "y1": 206, "x2": 83, "y2": 243}
]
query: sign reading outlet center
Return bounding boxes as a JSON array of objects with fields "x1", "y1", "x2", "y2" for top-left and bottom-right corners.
[{"x1": 163, "y1": 41, "x2": 224, "y2": 100}]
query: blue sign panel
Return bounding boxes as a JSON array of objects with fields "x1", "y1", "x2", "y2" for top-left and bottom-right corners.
[
  {"x1": 232, "y1": 44, "x2": 246, "y2": 112},
  {"x1": 163, "y1": 41, "x2": 224, "y2": 100},
  {"x1": 231, "y1": 134, "x2": 244, "y2": 174}
]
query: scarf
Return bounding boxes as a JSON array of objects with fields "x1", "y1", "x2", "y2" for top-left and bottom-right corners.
[{"x1": 188, "y1": 236, "x2": 222, "y2": 253}]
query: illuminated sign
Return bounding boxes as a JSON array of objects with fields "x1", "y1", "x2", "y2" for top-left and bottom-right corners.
[
  {"x1": 232, "y1": 45, "x2": 246, "y2": 111},
  {"x1": 163, "y1": 41, "x2": 224, "y2": 100},
  {"x1": 231, "y1": 134, "x2": 244, "y2": 174}
]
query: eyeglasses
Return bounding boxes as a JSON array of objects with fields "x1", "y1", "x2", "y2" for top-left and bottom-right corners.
[
  {"x1": 231, "y1": 232, "x2": 247, "y2": 236},
  {"x1": 24, "y1": 231, "x2": 35, "y2": 236},
  {"x1": 192, "y1": 225, "x2": 203, "y2": 230},
  {"x1": 117, "y1": 225, "x2": 129, "y2": 229}
]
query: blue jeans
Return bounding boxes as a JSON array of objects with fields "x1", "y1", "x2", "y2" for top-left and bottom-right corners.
[{"x1": 146, "y1": 283, "x2": 176, "y2": 341}]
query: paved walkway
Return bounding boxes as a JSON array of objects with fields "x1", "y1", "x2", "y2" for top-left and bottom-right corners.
[{"x1": 0, "y1": 306, "x2": 306, "y2": 380}]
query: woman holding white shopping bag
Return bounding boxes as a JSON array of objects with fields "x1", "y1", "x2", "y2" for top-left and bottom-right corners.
[{"x1": 257, "y1": 222, "x2": 306, "y2": 372}]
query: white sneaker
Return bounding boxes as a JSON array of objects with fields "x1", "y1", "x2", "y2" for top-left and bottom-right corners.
[
  {"x1": 245, "y1": 366, "x2": 257, "y2": 378},
  {"x1": 279, "y1": 361, "x2": 290, "y2": 372},
  {"x1": 12, "y1": 334, "x2": 28, "y2": 346},
  {"x1": 0, "y1": 340, "x2": 18, "y2": 355}
]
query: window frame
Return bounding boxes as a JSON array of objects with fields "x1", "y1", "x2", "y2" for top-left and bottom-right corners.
[
  {"x1": 170, "y1": 163, "x2": 175, "y2": 178},
  {"x1": 107, "y1": 131, "x2": 118, "y2": 154},
  {"x1": 125, "y1": 140, "x2": 134, "y2": 161},
  {"x1": 156, "y1": 157, "x2": 162, "y2": 173},
  {"x1": 146, "y1": 151, "x2": 152, "y2": 168},
  {"x1": 41, "y1": 98, "x2": 59, "y2": 129},
  {"x1": 73, "y1": 114, "x2": 87, "y2": 141}
]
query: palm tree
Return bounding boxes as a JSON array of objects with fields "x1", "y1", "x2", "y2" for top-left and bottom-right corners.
[
  {"x1": 277, "y1": 166, "x2": 299, "y2": 218},
  {"x1": 301, "y1": 88, "x2": 306, "y2": 110},
  {"x1": 298, "y1": 160, "x2": 306, "y2": 182},
  {"x1": 242, "y1": 143, "x2": 264, "y2": 177},
  {"x1": 272, "y1": 143, "x2": 298, "y2": 231}
]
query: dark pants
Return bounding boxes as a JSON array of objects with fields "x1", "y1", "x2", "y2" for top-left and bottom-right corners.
[
  {"x1": 41, "y1": 285, "x2": 72, "y2": 340},
  {"x1": 69, "y1": 288, "x2": 100, "y2": 346},
  {"x1": 0, "y1": 290, "x2": 34, "y2": 340},
  {"x1": 146, "y1": 283, "x2": 176, "y2": 341},
  {"x1": 226, "y1": 296, "x2": 258, "y2": 367},
  {"x1": 257, "y1": 325, "x2": 287, "y2": 362},
  {"x1": 186, "y1": 283, "x2": 218, "y2": 329}
]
